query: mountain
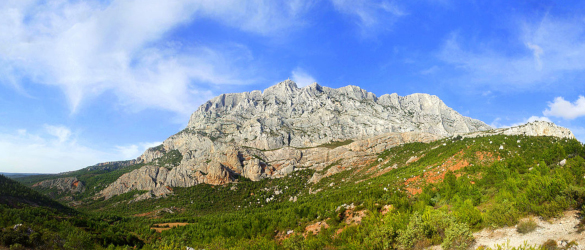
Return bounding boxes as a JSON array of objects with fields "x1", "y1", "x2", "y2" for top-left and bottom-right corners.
[{"x1": 97, "y1": 81, "x2": 497, "y2": 200}]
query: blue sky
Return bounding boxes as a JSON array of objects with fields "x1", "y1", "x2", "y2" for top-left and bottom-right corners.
[{"x1": 2, "y1": 0, "x2": 585, "y2": 173}]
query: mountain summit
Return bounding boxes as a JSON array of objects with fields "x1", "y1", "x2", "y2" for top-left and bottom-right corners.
[
  {"x1": 96, "y1": 81, "x2": 496, "y2": 200},
  {"x1": 186, "y1": 80, "x2": 491, "y2": 149}
]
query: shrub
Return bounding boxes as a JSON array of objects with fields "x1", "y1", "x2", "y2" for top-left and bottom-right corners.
[
  {"x1": 542, "y1": 239, "x2": 557, "y2": 250},
  {"x1": 397, "y1": 209, "x2": 454, "y2": 249},
  {"x1": 516, "y1": 218, "x2": 537, "y2": 234},
  {"x1": 441, "y1": 222, "x2": 474, "y2": 250},
  {"x1": 485, "y1": 200, "x2": 520, "y2": 227}
]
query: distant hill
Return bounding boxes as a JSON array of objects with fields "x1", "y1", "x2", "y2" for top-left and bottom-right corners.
[
  {"x1": 0, "y1": 172, "x2": 44, "y2": 179},
  {"x1": 0, "y1": 174, "x2": 71, "y2": 211}
]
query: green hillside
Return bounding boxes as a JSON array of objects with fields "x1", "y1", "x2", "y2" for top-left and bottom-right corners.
[
  {"x1": 2, "y1": 134, "x2": 584, "y2": 249},
  {"x1": 0, "y1": 175, "x2": 143, "y2": 249}
]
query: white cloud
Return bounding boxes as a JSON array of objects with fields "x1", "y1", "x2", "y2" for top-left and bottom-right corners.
[
  {"x1": 0, "y1": 0, "x2": 315, "y2": 117},
  {"x1": 330, "y1": 0, "x2": 406, "y2": 36},
  {"x1": 0, "y1": 125, "x2": 161, "y2": 173},
  {"x1": 291, "y1": 68, "x2": 316, "y2": 87},
  {"x1": 115, "y1": 142, "x2": 162, "y2": 160},
  {"x1": 44, "y1": 124, "x2": 72, "y2": 144},
  {"x1": 543, "y1": 96, "x2": 585, "y2": 120},
  {"x1": 439, "y1": 16, "x2": 585, "y2": 89}
]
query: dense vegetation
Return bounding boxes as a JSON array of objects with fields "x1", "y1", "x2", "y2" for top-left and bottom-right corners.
[
  {"x1": 4, "y1": 134, "x2": 585, "y2": 249},
  {"x1": 0, "y1": 175, "x2": 143, "y2": 249}
]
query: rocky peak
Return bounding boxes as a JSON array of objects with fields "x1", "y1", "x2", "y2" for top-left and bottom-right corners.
[{"x1": 186, "y1": 80, "x2": 492, "y2": 151}]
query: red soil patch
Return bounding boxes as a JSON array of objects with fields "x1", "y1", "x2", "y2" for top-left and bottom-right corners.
[
  {"x1": 403, "y1": 150, "x2": 470, "y2": 195},
  {"x1": 334, "y1": 207, "x2": 368, "y2": 236},
  {"x1": 275, "y1": 230, "x2": 294, "y2": 242},
  {"x1": 150, "y1": 223, "x2": 189, "y2": 233},
  {"x1": 380, "y1": 205, "x2": 393, "y2": 215},
  {"x1": 304, "y1": 221, "x2": 329, "y2": 237},
  {"x1": 476, "y1": 151, "x2": 500, "y2": 162}
]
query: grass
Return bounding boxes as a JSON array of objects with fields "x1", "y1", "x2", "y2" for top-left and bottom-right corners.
[{"x1": 318, "y1": 139, "x2": 354, "y2": 149}]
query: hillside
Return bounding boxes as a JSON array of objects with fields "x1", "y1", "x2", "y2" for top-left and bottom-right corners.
[
  {"x1": 5, "y1": 81, "x2": 582, "y2": 249},
  {"x1": 76, "y1": 134, "x2": 585, "y2": 249},
  {"x1": 5, "y1": 131, "x2": 585, "y2": 249},
  {"x1": 0, "y1": 174, "x2": 69, "y2": 211},
  {"x1": 0, "y1": 175, "x2": 144, "y2": 249}
]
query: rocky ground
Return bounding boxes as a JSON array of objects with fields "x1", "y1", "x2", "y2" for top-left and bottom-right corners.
[{"x1": 472, "y1": 210, "x2": 585, "y2": 249}]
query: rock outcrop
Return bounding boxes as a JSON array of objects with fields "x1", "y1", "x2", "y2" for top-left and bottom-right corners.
[
  {"x1": 459, "y1": 121, "x2": 575, "y2": 139},
  {"x1": 183, "y1": 80, "x2": 490, "y2": 150},
  {"x1": 32, "y1": 177, "x2": 85, "y2": 194},
  {"x1": 99, "y1": 80, "x2": 494, "y2": 200}
]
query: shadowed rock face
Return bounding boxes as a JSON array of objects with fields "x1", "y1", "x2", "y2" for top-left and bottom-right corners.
[
  {"x1": 33, "y1": 177, "x2": 85, "y2": 194},
  {"x1": 99, "y1": 80, "x2": 496, "y2": 200}
]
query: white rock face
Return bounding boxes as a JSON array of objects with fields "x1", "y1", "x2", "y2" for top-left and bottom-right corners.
[
  {"x1": 185, "y1": 80, "x2": 490, "y2": 150},
  {"x1": 459, "y1": 121, "x2": 575, "y2": 139},
  {"x1": 99, "y1": 80, "x2": 493, "y2": 200}
]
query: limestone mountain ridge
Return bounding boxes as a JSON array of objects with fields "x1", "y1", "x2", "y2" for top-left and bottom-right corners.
[
  {"x1": 97, "y1": 80, "x2": 496, "y2": 200},
  {"x1": 88, "y1": 80, "x2": 574, "y2": 200}
]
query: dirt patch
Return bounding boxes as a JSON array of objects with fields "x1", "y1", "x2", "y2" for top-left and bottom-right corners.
[
  {"x1": 370, "y1": 164, "x2": 398, "y2": 179},
  {"x1": 380, "y1": 205, "x2": 393, "y2": 215},
  {"x1": 304, "y1": 221, "x2": 329, "y2": 237},
  {"x1": 344, "y1": 210, "x2": 367, "y2": 225},
  {"x1": 150, "y1": 222, "x2": 190, "y2": 233},
  {"x1": 404, "y1": 150, "x2": 469, "y2": 195},
  {"x1": 473, "y1": 210, "x2": 585, "y2": 249},
  {"x1": 476, "y1": 151, "x2": 500, "y2": 163},
  {"x1": 406, "y1": 154, "x2": 425, "y2": 165}
]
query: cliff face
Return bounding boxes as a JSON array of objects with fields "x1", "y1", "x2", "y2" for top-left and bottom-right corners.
[
  {"x1": 98, "y1": 80, "x2": 493, "y2": 200},
  {"x1": 32, "y1": 177, "x2": 85, "y2": 194},
  {"x1": 185, "y1": 80, "x2": 490, "y2": 150},
  {"x1": 460, "y1": 121, "x2": 575, "y2": 139}
]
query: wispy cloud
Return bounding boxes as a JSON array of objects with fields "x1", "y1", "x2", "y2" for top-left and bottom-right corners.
[
  {"x1": 330, "y1": 0, "x2": 406, "y2": 37},
  {"x1": 438, "y1": 16, "x2": 585, "y2": 90},
  {"x1": 291, "y1": 68, "x2": 316, "y2": 87},
  {"x1": 420, "y1": 65, "x2": 439, "y2": 75},
  {"x1": 543, "y1": 96, "x2": 585, "y2": 120},
  {"x1": 0, "y1": 125, "x2": 160, "y2": 173},
  {"x1": 115, "y1": 142, "x2": 162, "y2": 160},
  {"x1": 0, "y1": 0, "x2": 315, "y2": 118}
]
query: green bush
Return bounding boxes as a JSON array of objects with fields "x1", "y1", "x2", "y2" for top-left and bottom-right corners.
[
  {"x1": 441, "y1": 222, "x2": 474, "y2": 250},
  {"x1": 485, "y1": 200, "x2": 520, "y2": 227}
]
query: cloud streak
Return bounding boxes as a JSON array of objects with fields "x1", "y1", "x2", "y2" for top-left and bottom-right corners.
[
  {"x1": 330, "y1": 0, "x2": 406, "y2": 36},
  {"x1": 438, "y1": 16, "x2": 585, "y2": 90}
]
